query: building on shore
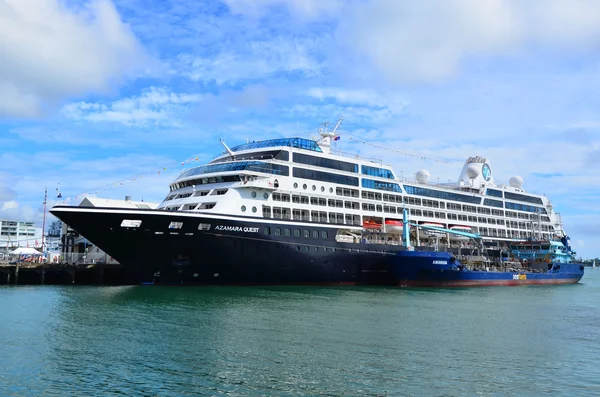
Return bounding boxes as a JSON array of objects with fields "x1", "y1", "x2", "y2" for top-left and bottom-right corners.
[{"x1": 0, "y1": 220, "x2": 43, "y2": 255}]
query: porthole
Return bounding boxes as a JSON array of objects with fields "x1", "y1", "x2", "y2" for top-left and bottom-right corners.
[
  {"x1": 303, "y1": 184, "x2": 307, "y2": 190},
  {"x1": 312, "y1": 185, "x2": 316, "y2": 191},
  {"x1": 241, "y1": 205, "x2": 246, "y2": 212},
  {"x1": 251, "y1": 191, "x2": 257, "y2": 198},
  {"x1": 252, "y1": 206, "x2": 257, "y2": 213},
  {"x1": 263, "y1": 192, "x2": 268, "y2": 199},
  {"x1": 294, "y1": 182, "x2": 298, "y2": 189},
  {"x1": 329, "y1": 187, "x2": 333, "y2": 193},
  {"x1": 320, "y1": 186, "x2": 325, "y2": 192}
]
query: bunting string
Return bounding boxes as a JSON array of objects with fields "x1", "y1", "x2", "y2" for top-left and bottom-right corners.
[
  {"x1": 55, "y1": 143, "x2": 223, "y2": 205},
  {"x1": 346, "y1": 136, "x2": 460, "y2": 164}
]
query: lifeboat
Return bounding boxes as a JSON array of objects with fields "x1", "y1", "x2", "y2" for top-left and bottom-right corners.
[
  {"x1": 363, "y1": 220, "x2": 381, "y2": 230},
  {"x1": 421, "y1": 222, "x2": 446, "y2": 237},
  {"x1": 449, "y1": 225, "x2": 472, "y2": 241},
  {"x1": 384, "y1": 219, "x2": 404, "y2": 233}
]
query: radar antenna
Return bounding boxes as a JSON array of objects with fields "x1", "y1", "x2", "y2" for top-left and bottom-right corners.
[{"x1": 316, "y1": 116, "x2": 343, "y2": 154}]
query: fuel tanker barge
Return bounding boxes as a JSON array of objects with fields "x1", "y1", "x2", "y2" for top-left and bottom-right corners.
[{"x1": 369, "y1": 210, "x2": 585, "y2": 287}]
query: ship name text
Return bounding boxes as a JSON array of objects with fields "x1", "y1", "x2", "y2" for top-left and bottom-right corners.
[{"x1": 215, "y1": 225, "x2": 259, "y2": 233}]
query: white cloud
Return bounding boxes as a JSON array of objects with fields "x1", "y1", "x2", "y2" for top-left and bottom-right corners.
[
  {"x1": 307, "y1": 87, "x2": 409, "y2": 114},
  {"x1": 225, "y1": 0, "x2": 600, "y2": 83},
  {"x1": 62, "y1": 87, "x2": 201, "y2": 126},
  {"x1": 223, "y1": 0, "x2": 343, "y2": 18},
  {"x1": 337, "y1": 0, "x2": 600, "y2": 83},
  {"x1": 1, "y1": 200, "x2": 18, "y2": 211},
  {"x1": 0, "y1": 0, "x2": 145, "y2": 118},
  {"x1": 174, "y1": 38, "x2": 322, "y2": 84}
]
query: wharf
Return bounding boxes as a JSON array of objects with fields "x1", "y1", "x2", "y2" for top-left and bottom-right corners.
[{"x1": 0, "y1": 263, "x2": 126, "y2": 285}]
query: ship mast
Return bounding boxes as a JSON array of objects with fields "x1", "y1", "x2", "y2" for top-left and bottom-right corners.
[
  {"x1": 41, "y1": 187, "x2": 47, "y2": 255},
  {"x1": 317, "y1": 117, "x2": 343, "y2": 154}
]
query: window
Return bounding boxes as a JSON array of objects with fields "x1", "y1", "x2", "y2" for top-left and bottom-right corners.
[
  {"x1": 229, "y1": 138, "x2": 322, "y2": 153},
  {"x1": 486, "y1": 188, "x2": 503, "y2": 198},
  {"x1": 121, "y1": 219, "x2": 142, "y2": 228},
  {"x1": 303, "y1": 230, "x2": 310, "y2": 238},
  {"x1": 176, "y1": 161, "x2": 289, "y2": 181},
  {"x1": 312, "y1": 230, "x2": 319, "y2": 238},
  {"x1": 293, "y1": 168, "x2": 359, "y2": 187},
  {"x1": 293, "y1": 152, "x2": 358, "y2": 173},
  {"x1": 404, "y1": 185, "x2": 481, "y2": 204},
  {"x1": 362, "y1": 179, "x2": 402, "y2": 192},
  {"x1": 264, "y1": 227, "x2": 271, "y2": 235},
  {"x1": 241, "y1": 205, "x2": 246, "y2": 212},
  {"x1": 504, "y1": 192, "x2": 543, "y2": 205},
  {"x1": 169, "y1": 222, "x2": 183, "y2": 229},
  {"x1": 212, "y1": 149, "x2": 290, "y2": 163},
  {"x1": 275, "y1": 228, "x2": 281, "y2": 236},
  {"x1": 198, "y1": 223, "x2": 211, "y2": 231},
  {"x1": 284, "y1": 228, "x2": 291, "y2": 236},
  {"x1": 252, "y1": 206, "x2": 257, "y2": 213},
  {"x1": 263, "y1": 192, "x2": 269, "y2": 199},
  {"x1": 251, "y1": 191, "x2": 257, "y2": 198},
  {"x1": 293, "y1": 182, "x2": 298, "y2": 189},
  {"x1": 294, "y1": 229, "x2": 301, "y2": 237},
  {"x1": 361, "y1": 165, "x2": 394, "y2": 179},
  {"x1": 505, "y1": 202, "x2": 545, "y2": 213},
  {"x1": 262, "y1": 206, "x2": 271, "y2": 218},
  {"x1": 321, "y1": 231, "x2": 328, "y2": 239},
  {"x1": 483, "y1": 198, "x2": 503, "y2": 208}
]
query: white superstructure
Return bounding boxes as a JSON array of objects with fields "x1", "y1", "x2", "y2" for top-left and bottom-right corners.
[{"x1": 157, "y1": 124, "x2": 563, "y2": 248}]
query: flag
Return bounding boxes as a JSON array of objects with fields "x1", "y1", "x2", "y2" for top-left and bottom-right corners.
[{"x1": 334, "y1": 136, "x2": 340, "y2": 141}]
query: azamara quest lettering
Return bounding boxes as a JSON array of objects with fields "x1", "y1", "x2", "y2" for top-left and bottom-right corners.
[{"x1": 215, "y1": 225, "x2": 259, "y2": 233}]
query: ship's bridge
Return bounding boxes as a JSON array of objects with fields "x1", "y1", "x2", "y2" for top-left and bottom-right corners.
[
  {"x1": 226, "y1": 138, "x2": 322, "y2": 154},
  {"x1": 173, "y1": 160, "x2": 288, "y2": 186}
]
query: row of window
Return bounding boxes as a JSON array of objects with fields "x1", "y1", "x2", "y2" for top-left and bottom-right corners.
[
  {"x1": 229, "y1": 138, "x2": 323, "y2": 153},
  {"x1": 486, "y1": 188, "x2": 503, "y2": 197},
  {"x1": 264, "y1": 226, "x2": 329, "y2": 239},
  {"x1": 404, "y1": 185, "x2": 482, "y2": 205},
  {"x1": 361, "y1": 165, "x2": 394, "y2": 179},
  {"x1": 212, "y1": 149, "x2": 289, "y2": 164},
  {"x1": 170, "y1": 175, "x2": 240, "y2": 191},
  {"x1": 292, "y1": 167, "x2": 360, "y2": 187},
  {"x1": 293, "y1": 152, "x2": 358, "y2": 173},
  {"x1": 362, "y1": 179, "x2": 402, "y2": 192},
  {"x1": 176, "y1": 161, "x2": 290, "y2": 182},
  {"x1": 263, "y1": 206, "x2": 363, "y2": 225},
  {"x1": 504, "y1": 191, "x2": 544, "y2": 205},
  {"x1": 505, "y1": 202, "x2": 545, "y2": 213}
]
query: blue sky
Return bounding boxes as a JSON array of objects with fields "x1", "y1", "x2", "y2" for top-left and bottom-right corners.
[{"x1": 1, "y1": 0, "x2": 599, "y2": 258}]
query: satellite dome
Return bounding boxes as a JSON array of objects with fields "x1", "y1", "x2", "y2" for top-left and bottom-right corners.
[
  {"x1": 466, "y1": 164, "x2": 480, "y2": 179},
  {"x1": 416, "y1": 169, "x2": 430, "y2": 183},
  {"x1": 509, "y1": 176, "x2": 524, "y2": 188}
]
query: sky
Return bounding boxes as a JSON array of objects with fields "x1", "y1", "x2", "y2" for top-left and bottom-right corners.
[{"x1": 0, "y1": 0, "x2": 599, "y2": 258}]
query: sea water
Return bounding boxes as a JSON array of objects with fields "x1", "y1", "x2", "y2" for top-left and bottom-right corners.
[{"x1": 1, "y1": 271, "x2": 600, "y2": 396}]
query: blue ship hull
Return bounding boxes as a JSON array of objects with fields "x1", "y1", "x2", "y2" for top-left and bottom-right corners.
[{"x1": 389, "y1": 251, "x2": 584, "y2": 287}]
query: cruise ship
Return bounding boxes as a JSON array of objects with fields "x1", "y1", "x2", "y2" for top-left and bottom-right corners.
[{"x1": 50, "y1": 121, "x2": 570, "y2": 284}]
